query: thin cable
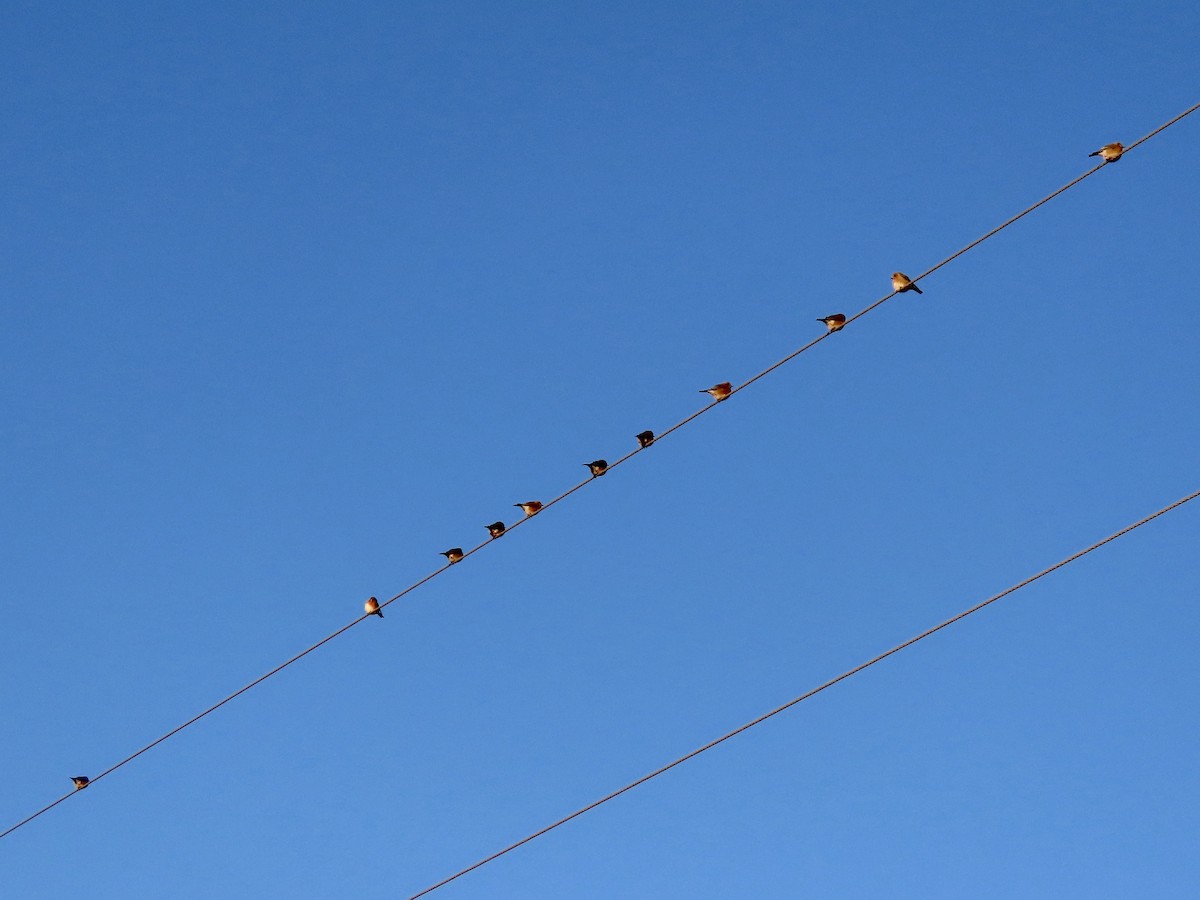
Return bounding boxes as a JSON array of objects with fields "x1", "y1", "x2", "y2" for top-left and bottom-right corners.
[
  {"x1": 408, "y1": 486, "x2": 1200, "y2": 899},
  {"x1": 1126, "y1": 100, "x2": 1200, "y2": 151},
  {"x1": 0, "y1": 614, "x2": 373, "y2": 840},
  {"x1": 3, "y1": 101, "x2": 1196, "y2": 842}
]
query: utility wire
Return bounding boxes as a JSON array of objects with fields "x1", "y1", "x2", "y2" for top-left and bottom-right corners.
[
  {"x1": 408, "y1": 486, "x2": 1200, "y2": 899},
  {"x1": 1126, "y1": 100, "x2": 1200, "y2": 151},
  {"x1": 2, "y1": 101, "x2": 1196, "y2": 843}
]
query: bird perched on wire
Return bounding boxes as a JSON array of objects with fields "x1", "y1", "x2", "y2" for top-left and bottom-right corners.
[
  {"x1": 700, "y1": 382, "x2": 733, "y2": 401},
  {"x1": 365, "y1": 596, "x2": 383, "y2": 618},
  {"x1": 71, "y1": 776, "x2": 90, "y2": 790},
  {"x1": 892, "y1": 272, "x2": 923, "y2": 294},
  {"x1": 636, "y1": 430, "x2": 655, "y2": 448},
  {"x1": 1089, "y1": 142, "x2": 1124, "y2": 162},
  {"x1": 441, "y1": 548, "x2": 464, "y2": 564},
  {"x1": 818, "y1": 314, "x2": 847, "y2": 333},
  {"x1": 486, "y1": 521, "x2": 506, "y2": 538},
  {"x1": 584, "y1": 460, "x2": 608, "y2": 477},
  {"x1": 514, "y1": 501, "x2": 543, "y2": 517}
]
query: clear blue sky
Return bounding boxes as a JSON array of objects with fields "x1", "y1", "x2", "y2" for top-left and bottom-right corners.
[{"x1": 3, "y1": 1, "x2": 1198, "y2": 897}]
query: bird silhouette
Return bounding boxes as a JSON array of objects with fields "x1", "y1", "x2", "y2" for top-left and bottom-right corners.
[
  {"x1": 441, "y1": 548, "x2": 464, "y2": 564},
  {"x1": 365, "y1": 596, "x2": 383, "y2": 618},
  {"x1": 892, "y1": 272, "x2": 923, "y2": 294},
  {"x1": 584, "y1": 460, "x2": 608, "y2": 477},
  {"x1": 514, "y1": 501, "x2": 543, "y2": 517},
  {"x1": 1089, "y1": 142, "x2": 1124, "y2": 162},
  {"x1": 71, "y1": 776, "x2": 90, "y2": 790},
  {"x1": 818, "y1": 314, "x2": 847, "y2": 333},
  {"x1": 486, "y1": 521, "x2": 506, "y2": 538},
  {"x1": 700, "y1": 382, "x2": 733, "y2": 401},
  {"x1": 636, "y1": 430, "x2": 655, "y2": 448}
]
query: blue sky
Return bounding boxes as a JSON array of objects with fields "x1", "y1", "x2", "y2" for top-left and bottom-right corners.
[{"x1": 3, "y1": 1, "x2": 1198, "y2": 897}]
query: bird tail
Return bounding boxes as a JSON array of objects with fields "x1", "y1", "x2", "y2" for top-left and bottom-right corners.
[
  {"x1": 911, "y1": 284, "x2": 923, "y2": 294},
  {"x1": 1088, "y1": 150, "x2": 1101, "y2": 157}
]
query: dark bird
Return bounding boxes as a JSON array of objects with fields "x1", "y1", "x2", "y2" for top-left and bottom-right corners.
[
  {"x1": 71, "y1": 776, "x2": 90, "y2": 790},
  {"x1": 486, "y1": 521, "x2": 506, "y2": 538},
  {"x1": 441, "y1": 548, "x2": 464, "y2": 564},
  {"x1": 636, "y1": 430, "x2": 655, "y2": 448},
  {"x1": 700, "y1": 382, "x2": 733, "y2": 401},
  {"x1": 584, "y1": 460, "x2": 608, "y2": 477},
  {"x1": 514, "y1": 501, "x2": 544, "y2": 517},
  {"x1": 365, "y1": 596, "x2": 383, "y2": 618},
  {"x1": 818, "y1": 314, "x2": 847, "y2": 333},
  {"x1": 892, "y1": 272, "x2": 923, "y2": 294},
  {"x1": 1089, "y1": 141, "x2": 1124, "y2": 162}
]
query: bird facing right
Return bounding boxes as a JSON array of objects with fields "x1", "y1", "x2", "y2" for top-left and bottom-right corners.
[
  {"x1": 1089, "y1": 141, "x2": 1124, "y2": 162},
  {"x1": 818, "y1": 314, "x2": 847, "y2": 333},
  {"x1": 700, "y1": 382, "x2": 733, "y2": 401}
]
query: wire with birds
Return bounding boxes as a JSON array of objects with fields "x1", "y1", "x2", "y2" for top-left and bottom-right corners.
[{"x1": 3, "y1": 100, "x2": 1198, "y2": 843}]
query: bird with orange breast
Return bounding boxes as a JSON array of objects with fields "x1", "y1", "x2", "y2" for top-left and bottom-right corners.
[
  {"x1": 584, "y1": 460, "x2": 608, "y2": 477},
  {"x1": 514, "y1": 501, "x2": 543, "y2": 517},
  {"x1": 441, "y1": 547, "x2": 464, "y2": 564},
  {"x1": 71, "y1": 776, "x2": 90, "y2": 790},
  {"x1": 892, "y1": 272, "x2": 923, "y2": 295},
  {"x1": 700, "y1": 382, "x2": 733, "y2": 401},
  {"x1": 365, "y1": 596, "x2": 383, "y2": 618},
  {"x1": 1089, "y1": 142, "x2": 1124, "y2": 162},
  {"x1": 486, "y1": 521, "x2": 506, "y2": 538},
  {"x1": 818, "y1": 314, "x2": 847, "y2": 333}
]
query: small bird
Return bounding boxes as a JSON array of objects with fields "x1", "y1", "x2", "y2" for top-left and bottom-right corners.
[
  {"x1": 1089, "y1": 142, "x2": 1124, "y2": 162},
  {"x1": 818, "y1": 314, "x2": 847, "y2": 333},
  {"x1": 700, "y1": 382, "x2": 733, "y2": 401},
  {"x1": 486, "y1": 521, "x2": 506, "y2": 538},
  {"x1": 71, "y1": 776, "x2": 90, "y2": 790},
  {"x1": 514, "y1": 501, "x2": 543, "y2": 517},
  {"x1": 441, "y1": 548, "x2": 464, "y2": 564},
  {"x1": 584, "y1": 460, "x2": 608, "y2": 477},
  {"x1": 892, "y1": 272, "x2": 923, "y2": 294},
  {"x1": 365, "y1": 596, "x2": 383, "y2": 618},
  {"x1": 636, "y1": 430, "x2": 655, "y2": 448}
]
